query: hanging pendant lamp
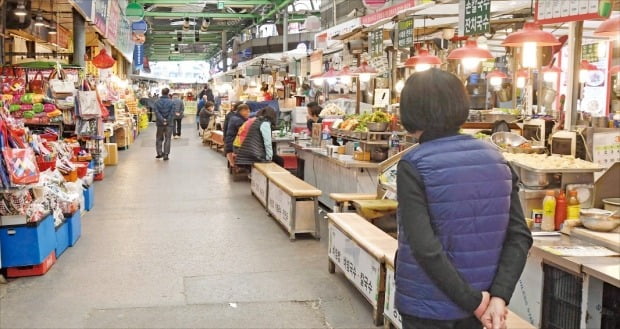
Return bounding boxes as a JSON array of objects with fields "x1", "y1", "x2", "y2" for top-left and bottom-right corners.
[
  {"x1": 541, "y1": 65, "x2": 562, "y2": 83},
  {"x1": 352, "y1": 62, "x2": 378, "y2": 83},
  {"x1": 502, "y1": 22, "x2": 561, "y2": 47},
  {"x1": 447, "y1": 39, "x2": 493, "y2": 70},
  {"x1": 322, "y1": 67, "x2": 340, "y2": 85},
  {"x1": 594, "y1": 15, "x2": 620, "y2": 37},
  {"x1": 405, "y1": 49, "x2": 442, "y2": 72},
  {"x1": 486, "y1": 70, "x2": 507, "y2": 87}
]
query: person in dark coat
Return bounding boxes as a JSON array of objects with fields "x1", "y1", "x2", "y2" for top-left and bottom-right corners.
[
  {"x1": 235, "y1": 107, "x2": 283, "y2": 167},
  {"x1": 198, "y1": 84, "x2": 215, "y2": 103},
  {"x1": 395, "y1": 69, "x2": 532, "y2": 329},
  {"x1": 306, "y1": 102, "x2": 323, "y2": 131},
  {"x1": 224, "y1": 104, "x2": 250, "y2": 165},
  {"x1": 153, "y1": 88, "x2": 175, "y2": 161},
  {"x1": 199, "y1": 101, "x2": 215, "y2": 130}
]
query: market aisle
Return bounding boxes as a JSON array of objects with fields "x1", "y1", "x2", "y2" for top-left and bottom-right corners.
[{"x1": 0, "y1": 122, "x2": 376, "y2": 329}]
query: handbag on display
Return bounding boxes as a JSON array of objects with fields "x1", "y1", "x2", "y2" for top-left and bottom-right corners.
[
  {"x1": 29, "y1": 71, "x2": 45, "y2": 94},
  {"x1": 48, "y1": 68, "x2": 75, "y2": 97},
  {"x1": 0, "y1": 130, "x2": 40, "y2": 186},
  {"x1": 77, "y1": 82, "x2": 102, "y2": 119}
]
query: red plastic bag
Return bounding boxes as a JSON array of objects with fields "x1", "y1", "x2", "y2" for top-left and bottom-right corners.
[
  {"x1": 2, "y1": 147, "x2": 40, "y2": 185},
  {"x1": 92, "y1": 49, "x2": 116, "y2": 69}
]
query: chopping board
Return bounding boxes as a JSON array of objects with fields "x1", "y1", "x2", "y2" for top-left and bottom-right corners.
[{"x1": 572, "y1": 227, "x2": 620, "y2": 253}]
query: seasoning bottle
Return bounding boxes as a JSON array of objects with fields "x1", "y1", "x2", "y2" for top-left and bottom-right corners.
[
  {"x1": 554, "y1": 190, "x2": 567, "y2": 231},
  {"x1": 542, "y1": 190, "x2": 556, "y2": 232},
  {"x1": 567, "y1": 190, "x2": 581, "y2": 220}
]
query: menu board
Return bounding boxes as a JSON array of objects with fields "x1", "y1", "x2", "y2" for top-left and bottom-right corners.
[
  {"x1": 536, "y1": 0, "x2": 605, "y2": 24},
  {"x1": 458, "y1": 0, "x2": 491, "y2": 36},
  {"x1": 397, "y1": 18, "x2": 414, "y2": 49},
  {"x1": 369, "y1": 30, "x2": 384, "y2": 59},
  {"x1": 593, "y1": 131, "x2": 620, "y2": 180}
]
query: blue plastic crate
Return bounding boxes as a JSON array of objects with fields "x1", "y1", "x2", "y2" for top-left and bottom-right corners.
[
  {"x1": 55, "y1": 220, "x2": 69, "y2": 258},
  {"x1": 0, "y1": 215, "x2": 56, "y2": 268},
  {"x1": 84, "y1": 186, "x2": 94, "y2": 211},
  {"x1": 66, "y1": 211, "x2": 81, "y2": 247}
]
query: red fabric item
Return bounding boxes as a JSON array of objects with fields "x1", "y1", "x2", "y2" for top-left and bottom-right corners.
[{"x1": 92, "y1": 49, "x2": 116, "y2": 69}]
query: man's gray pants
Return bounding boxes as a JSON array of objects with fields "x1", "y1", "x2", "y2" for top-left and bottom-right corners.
[{"x1": 156, "y1": 125, "x2": 172, "y2": 156}]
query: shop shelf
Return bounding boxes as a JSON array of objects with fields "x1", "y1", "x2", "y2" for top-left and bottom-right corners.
[
  {"x1": 55, "y1": 220, "x2": 69, "y2": 258},
  {"x1": 66, "y1": 211, "x2": 82, "y2": 246},
  {"x1": 0, "y1": 215, "x2": 55, "y2": 267}
]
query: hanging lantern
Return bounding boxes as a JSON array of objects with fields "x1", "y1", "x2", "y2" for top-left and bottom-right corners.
[
  {"x1": 404, "y1": 49, "x2": 442, "y2": 72},
  {"x1": 486, "y1": 70, "x2": 507, "y2": 87},
  {"x1": 502, "y1": 22, "x2": 560, "y2": 69},
  {"x1": 447, "y1": 39, "x2": 493, "y2": 71},
  {"x1": 594, "y1": 15, "x2": 620, "y2": 38},
  {"x1": 542, "y1": 65, "x2": 562, "y2": 83},
  {"x1": 92, "y1": 49, "x2": 116, "y2": 69},
  {"x1": 352, "y1": 62, "x2": 378, "y2": 83},
  {"x1": 322, "y1": 67, "x2": 340, "y2": 85}
]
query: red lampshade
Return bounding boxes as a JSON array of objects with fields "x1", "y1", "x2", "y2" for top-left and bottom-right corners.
[
  {"x1": 611, "y1": 65, "x2": 620, "y2": 74},
  {"x1": 338, "y1": 66, "x2": 354, "y2": 77},
  {"x1": 486, "y1": 70, "x2": 508, "y2": 79},
  {"x1": 580, "y1": 60, "x2": 597, "y2": 71},
  {"x1": 321, "y1": 67, "x2": 339, "y2": 78},
  {"x1": 92, "y1": 49, "x2": 116, "y2": 69},
  {"x1": 404, "y1": 49, "x2": 442, "y2": 67},
  {"x1": 502, "y1": 22, "x2": 561, "y2": 47},
  {"x1": 352, "y1": 62, "x2": 378, "y2": 75},
  {"x1": 516, "y1": 69, "x2": 529, "y2": 78},
  {"x1": 541, "y1": 65, "x2": 562, "y2": 74},
  {"x1": 447, "y1": 40, "x2": 493, "y2": 60},
  {"x1": 594, "y1": 16, "x2": 620, "y2": 37}
]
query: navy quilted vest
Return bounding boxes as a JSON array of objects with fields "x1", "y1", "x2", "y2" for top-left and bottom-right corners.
[{"x1": 395, "y1": 134, "x2": 512, "y2": 320}]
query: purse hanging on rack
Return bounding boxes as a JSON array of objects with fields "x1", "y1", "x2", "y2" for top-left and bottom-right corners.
[
  {"x1": 48, "y1": 66, "x2": 75, "y2": 97},
  {"x1": 77, "y1": 79, "x2": 101, "y2": 119},
  {"x1": 0, "y1": 123, "x2": 39, "y2": 186},
  {"x1": 29, "y1": 70, "x2": 45, "y2": 94}
]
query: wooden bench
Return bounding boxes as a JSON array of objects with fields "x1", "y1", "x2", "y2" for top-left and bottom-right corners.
[
  {"x1": 327, "y1": 213, "x2": 398, "y2": 326},
  {"x1": 210, "y1": 130, "x2": 224, "y2": 152},
  {"x1": 330, "y1": 193, "x2": 378, "y2": 212},
  {"x1": 383, "y1": 253, "x2": 536, "y2": 329},
  {"x1": 256, "y1": 168, "x2": 322, "y2": 240},
  {"x1": 251, "y1": 163, "x2": 290, "y2": 207}
]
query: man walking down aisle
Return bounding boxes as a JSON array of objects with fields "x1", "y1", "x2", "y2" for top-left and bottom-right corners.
[
  {"x1": 154, "y1": 88, "x2": 175, "y2": 161},
  {"x1": 172, "y1": 93, "x2": 185, "y2": 138}
]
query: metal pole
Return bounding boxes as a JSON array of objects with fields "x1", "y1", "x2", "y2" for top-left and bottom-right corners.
[
  {"x1": 564, "y1": 21, "x2": 583, "y2": 130},
  {"x1": 72, "y1": 8, "x2": 86, "y2": 67},
  {"x1": 221, "y1": 31, "x2": 228, "y2": 72},
  {"x1": 283, "y1": 11, "x2": 289, "y2": 52},
  {"x1": 332, "y1": 0, "x2": 337, "y2": 27}
]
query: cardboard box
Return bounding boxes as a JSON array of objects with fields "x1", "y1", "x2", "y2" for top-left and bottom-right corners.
[{"x1": 104, "y1": 143, "x2": 118, "y2": 165}]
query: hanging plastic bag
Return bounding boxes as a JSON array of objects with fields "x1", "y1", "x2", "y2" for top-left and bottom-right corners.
[{"x1": 2, "y1": 147, "x2": 40, "y2": 185}]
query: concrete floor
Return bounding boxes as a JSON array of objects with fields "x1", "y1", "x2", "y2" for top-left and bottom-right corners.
[{"x1": 0, "y1": 123, "x2": 376, "y2": 329}]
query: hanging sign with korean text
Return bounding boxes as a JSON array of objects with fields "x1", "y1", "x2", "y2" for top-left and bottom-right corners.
[
  {"x1": 458, "y1": 0, "x2": 491, "y2": 36},
  {"x1": 535, "y1": 0, "x2": 608, "y2": 24},
  {"x1": 397, "y1": 18, "x2": 414, "y2": 49},
  {"x1": 369, "y1": 30, "x2": 384, "y2": 58}
]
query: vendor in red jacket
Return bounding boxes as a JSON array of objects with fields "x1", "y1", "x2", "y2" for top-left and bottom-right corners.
[{"x1": 395, "y1": 69, "x2": 533, "y2": 329}]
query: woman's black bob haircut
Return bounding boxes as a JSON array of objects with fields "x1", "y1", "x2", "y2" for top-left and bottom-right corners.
[
  {"x1": 399, "y1": 68, "x2": 470, "y2": 135},
  {"x1": 257, "y1": 106, "x2": 278, "y2": 127}
]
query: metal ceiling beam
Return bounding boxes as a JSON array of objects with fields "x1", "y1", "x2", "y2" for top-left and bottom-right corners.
[
  {"x1": 137, "y1": 0, "x2": 273, "y2": 4},
  {"x1": 144, "y1": 12, "x2": 259, "y2": 19},
  {"x1": 257, "y1": 0, "x2": 295, "y2": 24},
  {"x1": 146, "y1": 25, "x2": 230, "y2": 31}
]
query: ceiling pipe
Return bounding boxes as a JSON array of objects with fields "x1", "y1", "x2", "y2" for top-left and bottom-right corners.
[{"x1": 257, "y1": 0, "x2": 295, "y2": 25}]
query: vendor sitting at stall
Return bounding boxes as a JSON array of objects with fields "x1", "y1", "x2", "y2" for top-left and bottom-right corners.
[
  {"x1": 235, "y1": 107, "x2": 283, "y2": 167},
  {"x1": 225, "y1": 104, "x2": 250, "y2": 166},
  {"x1": 198, "y1": 101, "x2": 215, "y2": 135},
  {"x1": 261, "y1": 84, "x2": 273, "y2": 101},
  {"x1": 306, "y1": 102, "x2": 323, "y2": 132}
]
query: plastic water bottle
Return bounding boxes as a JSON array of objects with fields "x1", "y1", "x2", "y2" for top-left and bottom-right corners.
[
  {"x1": 388, "y1": 131, "x2": 400, "y2": 157},
  {"x1": 321, "y1": 126, "x2": 331, "y2": 146},
  {"x1": 613, "y1": 111, "x2": 620, "y2": 128}
]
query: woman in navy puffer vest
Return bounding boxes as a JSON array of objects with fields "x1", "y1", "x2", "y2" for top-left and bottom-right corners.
[{"x1": 395, "y1": 69, "x2": 532, "y2": 329}]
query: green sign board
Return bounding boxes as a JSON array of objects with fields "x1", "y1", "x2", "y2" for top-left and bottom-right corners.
[
  {"x1": 217, "y1": 1, "x2": 225, "y2": 9},
  {"x1": 369, "y1": 30, "x2": 384, "y2": 58},
  {"x1": 458, "y1": 0, "x2": 491, "y2": 36},
  {"x1": 397, "y1": 18, "x2": 414, "y2": 49}
]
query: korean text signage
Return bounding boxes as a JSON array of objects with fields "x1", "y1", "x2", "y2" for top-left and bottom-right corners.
[
  {"x1": 94, "y1": 0, "x2": 109, "y2": 34},
  {"x1": 106, "y1": 0, "x2": 121, "y2": 44},
  {"x1": 369, "y1": 30, "x2": 383, "y2": 58},
  {"x1": 397, "y1": 18, "x2": 414, "y2": 49},
  {"x1": 314, "y1": 18, "x2": 361, "y2": 50},
  {"x1": 361, "y1": 0, "x2": 419, "y2": 25},
  {"x1": 458, "y1": 0, "x2": 491, "y2": 36},
  {"x1": 535, "y1": 0, "x2": 607, "y2": 24}
]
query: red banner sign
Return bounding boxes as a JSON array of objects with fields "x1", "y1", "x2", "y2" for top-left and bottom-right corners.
[{"x1": 361, "y1": 0, "x2": 419, "y2": 25}]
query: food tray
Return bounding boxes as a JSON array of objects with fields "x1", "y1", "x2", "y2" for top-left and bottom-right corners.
[{"x1": 509, "y1": 161, "x2": 604, "y2": 174}]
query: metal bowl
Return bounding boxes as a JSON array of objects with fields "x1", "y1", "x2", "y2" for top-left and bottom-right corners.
[
  {"x1": 519, "y1": 169, "x2": 550, "y2": 189},
  {"x1": 581, "y1": 217, "x2": 620, "y2": 232},
  {"x1": 603, "y1": 198, "x2": 620, "y2": 213},
  {"x1": 367, "y1": 122, "x2": 388, "y2": 132},
  {"x1": 491, "y1": 132, "x2": 528, "y2": 151}
]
